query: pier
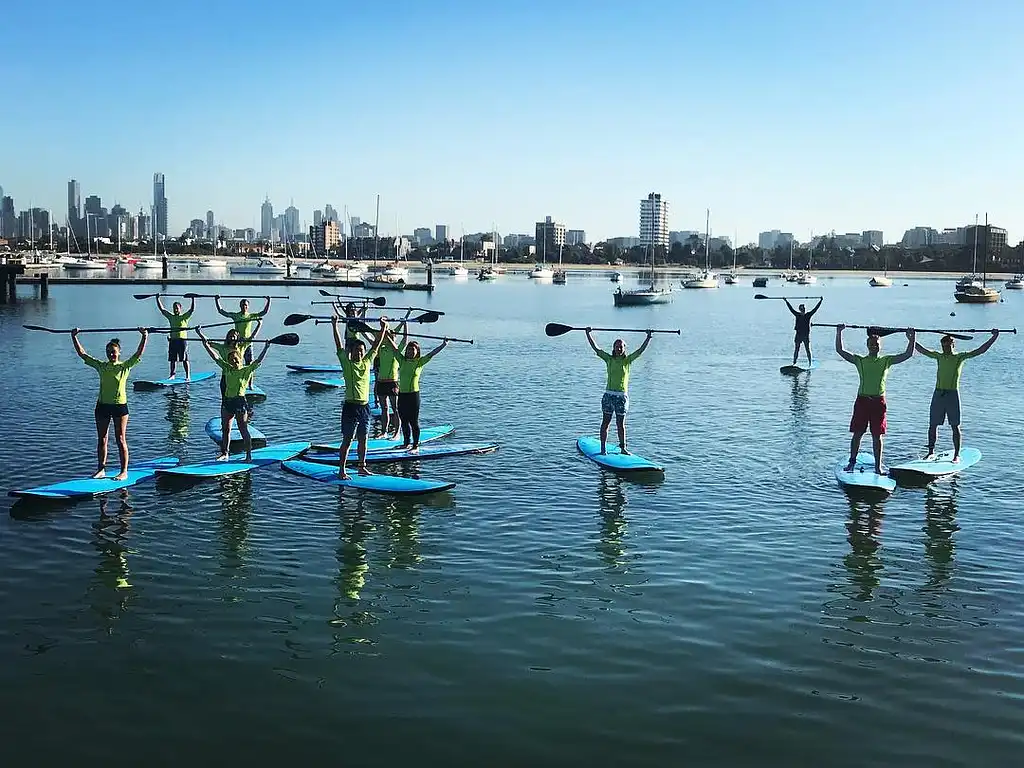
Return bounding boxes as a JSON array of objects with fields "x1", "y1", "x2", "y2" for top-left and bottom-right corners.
[
  {"x1": 0, "y1": 260, "x2": 26, "y2": 302},
  {"x1": 14, "y1": 275, "x2": 434, "y2": 292}
]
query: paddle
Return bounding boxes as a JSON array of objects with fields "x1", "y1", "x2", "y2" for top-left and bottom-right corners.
[
  {"x1": 318, "y1": 290, "x2": 387, "y2": 305},
  {"x1": 753, "y1": 294, "x2": 822, "y2": 300},
  {"x1": 812, "y1": 323, "x2": 974, "y2": 341},
  {"x1": 323, "y1": 320, "x2": 472, "y2": 344},
  {"x1": 133, "y1": 293, "x2": 289, "y2": 300},
  {"x1": 284, "y1": 311, "x2": 440, "y2": 327},
  {"x1": 383, "y1": 306, "x2": 447, "y2": 315},
  {"x1": 545, "y1": 323, "x2": 680, "y2": 337},
  {"x1": 191, "y1": 332, "x2": 300, "y2": 346},
  {"x1": 24, "y1": 325, "x2": 162, "y2": 334}
]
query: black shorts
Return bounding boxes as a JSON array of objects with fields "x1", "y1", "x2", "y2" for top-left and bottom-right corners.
[
  {"x1": 375, "y1": 379, "x2": 399, "y2": 401},
  {"x1": 168, "y1": 338, "x2": 188, "y2": 362},
  {"x1": 222, "y1": 396, "x2": 249, "y2": 416},
  {"x1": 95, "y1": 402, "x2": 129, "y2": 420},
  {"x1": 341, "y1": 401, "x2": 371, "y2": 439},
  {"x1": 243, "y1": 346, "x2": 253, "y2": 366},
  {"x1": 794, "y1": 331, "x2": 810, "y2": 345}
]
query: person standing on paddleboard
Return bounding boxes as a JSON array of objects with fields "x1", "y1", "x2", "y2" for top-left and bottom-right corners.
[
  {"x1": 585, "y1": 328, "x2": 653, "y2": 455},
  {"x1": 785, "y1": 298, "x2": 822, "y2": 366},
  {"x1": 332, "y1": 316, "x2": 388, "y2": 480},
  {"x1": 915, "y1": 330, "x2": 999, "y2": 462},
  {"x1": 390, "y1": 337, "x2": 449, "y2": 452},
  {"x1": 375, "y1": 316, "x2": 410, "y2": 440},
  {"x1": 835, "y1": 325, "x2": 916, "y2": 474},
  {"x1": 155, "y1": 296, "x2": 195, "y2": 380},
  {"x1": 210, "y1": 324, "x2": 260, "y2": 414},
  {"x1": 216, "y1": 296, "x2": 271, "y2": 382},
  {"x1": 195, "y1": 326, "x2": 270, "y2": 462},
  {"x1": 72, "y1": 328, "x2": 148, "y2": 480},
  {"x1": 334, "y1": 301, "x2": 368, "y2": 353}
]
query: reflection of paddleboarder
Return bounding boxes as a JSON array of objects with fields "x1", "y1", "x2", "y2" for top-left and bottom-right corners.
[
  {"x1": 835, "y1": 325, "x2": 915, "y2": 474},
  {"x1": 155, "y1": 296, "x2": 195, "y2": 380},
  {"x1": 72, "y1": 328, "x2": 148, "y2": 480},
  {"x1": 784, "y1": 298, "x2": 822, "y2": 366},
  {"x1": 585, "y1": 328, "x2": 653, "y2": 455},
  {"x1": 915, "y1": 330, "x2": 999, "y2": 462}
]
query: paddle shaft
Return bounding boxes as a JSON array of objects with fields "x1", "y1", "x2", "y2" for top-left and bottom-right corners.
[
  {"x1": 133, "y1": 293, "x2": 288, "y2": 300},
  {"x1": 814, "y1": 323, "x2": 973, "y2": 340},
  {"x1": 754, "y1": 295, "x2": 822, "y2": 300},
  {"x1": 546, "y1": 323, "x2": 679, "y2": 336},
  {"x1": 24, "y1": 325, "x2": 159, "y2": 334},
  {"x1": 314, "y1": 320, "x2": 470, "y2": 343}
]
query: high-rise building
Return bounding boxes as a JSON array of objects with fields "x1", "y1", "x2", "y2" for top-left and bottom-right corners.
[
  {"x1": 135, "y1": 209, "x2": 151, "y2": 240},
  {"x1": 260, "y1": 197, "x2": 274, "y2": 239},
  {"x1": 309, "y1": 220, "x2": 341, "y2": 253},
  {"x1": 413, "y1": 227, "x2": 433, "y2": 246},
  {"x1": 110, "y1": 204, "x2": 129, "y2": 242},
  {"x1": 67, "y1": 179, "x2": 81, "y2": 225},
  {"x1": 325, "y1": 204, "x2": 339, "y2": 224},
  {"x1": 639, "y1": 193, "x2": 669, "y2": 248},
  {"x1": 535, "y1": 216, "x2": 567, "y2": 256},
  {"x1": 901, "y1": 226, "x2": 939, "y2": 248},
  {"x1": 1, "y1": 196, "x2": 15, "y2": 238},
  {"x1": 861, "y1": 230, "x2": 883, "y2": 248},
  {"x1": 284, "y1": 205, "x2": 300, "y2": 240},
  {"x1": 964, "y1": 222, "x2": 1008, "y2": 259},
  {"x1": 313, "y1": 209, "x2": 323, "y2": 226},
  {"x1": 758, "y1": 230, "x2": 781, "y2": 249},
  {"x1": 206, "y1": 210, "x2": 214, "y2": 238},
  {"x1": 435, "y1": 224, "x2": 449, "y2": 244},
  {"x1": 566, "y1": 229, "x2": 586, "y2": 246},
  {"x1": 153, "y1": 173, "x2": 168, "y2": 237}
]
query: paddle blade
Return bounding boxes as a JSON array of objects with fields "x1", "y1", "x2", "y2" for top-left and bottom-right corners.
[
  {"x1": 22, "y1": 325, "x2": 54, "y2": 332},
  {"x1": 372, "y1": 296, "x2": 387, "y2": 306},
  {"x1": 753, "y1": 294, "x2": 769, "y2": 299},
  {"x1": 318, "y1": 289, "x2": 332, "y2": 296},
  {"x1": 545, "y1": 323, "x2": 574, "y2": 337},
  {"x1": 269, "y1": 333, "x2": 300, "y2": 346},
  {"x1": 415, "y1": 311, "x2": 441, "y2": 323},
  {"x1": 347, "y1": 320, "x2": 373, "y2": 334},
  {"x1": 133, "y1": 293, "x2": 157, "y2": 300},
  {"x1": 283, "y1": 313, "x2": 310, "y2": 326}
]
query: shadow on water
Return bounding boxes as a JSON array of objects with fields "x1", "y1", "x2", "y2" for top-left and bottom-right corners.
[
  {"x1": 842, "y1": 497, "x2": 886, "y2": 602},
  {"x1": 165, "y1": 390, "x2": 191, "y2": 444},
  {"x1": 922, "y1": 480, "x2": 960, "y2": 591},
  {"x1": 87, "y1": 492, "x2": 135, "y2": 630}
]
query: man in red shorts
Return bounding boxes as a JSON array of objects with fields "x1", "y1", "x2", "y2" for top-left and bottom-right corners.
[{"x1": 835, "y1": 325, "x2": 916, "y2": 474}]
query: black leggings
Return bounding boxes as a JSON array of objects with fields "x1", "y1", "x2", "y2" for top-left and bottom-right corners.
[{"x1": 397, "y1": 392, "x2": 421, "y2": 446}]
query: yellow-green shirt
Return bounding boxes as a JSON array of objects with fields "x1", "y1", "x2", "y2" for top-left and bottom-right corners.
[
  {"x1": 214, "y1": 358, "x2": 259, "y2": 398},
  {"x1": 82, "y1": 353, "x2": 141, "y2": 405},
  {"x1": 377, "y1": 339, "x2": 406, "y2": 381},
  {"x1": 397, "y1": 351, "x2": 437, "y2": 393},
  {"x1": 919, "y1": 349, "x2": 972, "y2": 391},
  {"x1": 853, "y1": 354, "x2": 894, "y2": 396},
  {"x1": 161, "y1": 308, "x2": 193, "y2": 340},
  {"x1": 337, "y1": 349, "x2": 377, "y2": 403},
  {"x1": 596, "y1": 349, "x2": 642, "y2": 392},
  {"x1": 225, "y1": 311, "x2": 261, "y2": 339},
  {"x1": 210, "y1": 339, "x2": 250, "y2": 358}
]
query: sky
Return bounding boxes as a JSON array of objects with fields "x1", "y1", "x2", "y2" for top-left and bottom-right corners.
[{"x1": 2, "y1": 0, "x2": 1022, "y2": 245}]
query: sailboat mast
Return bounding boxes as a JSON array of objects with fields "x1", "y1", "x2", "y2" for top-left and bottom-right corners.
[
  {"x1": 373, "y1": 194, "x2": 380, "y2": 265},
  {"x1": 971, "y1": 213, "x2": 979, "y2": 274},
  {"x1": 704, "y1": 209, "x2": 710, "y2": 270},
  {"x1": 983, "y1": 212, "x2": 988, "y2": 285}
]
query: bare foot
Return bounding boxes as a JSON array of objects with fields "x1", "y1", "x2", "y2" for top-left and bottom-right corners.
[
  {"x1": 216, "y1": 453, "x2": 230, "y2": 462},
  {"x1": 338, "y1": 471, "x2": 351, "y2": 481},
  {"x1": 358, "y1": 464, "x2": 373, "y2": 476},
  {"x1": 952, "y1": 455, "x2": 961, "y2": 463},
  {"x1": 620, "y1": 446, "x2": 631, "y2": 455},
  {"x1": 844, "y1": 461, "x2": 856, "y2": 472},
  {"x1": 874, "y1": 467, "x2": 885, "y2": 476},
  {"x1": 408, "y1": 445, "x2": 419, "y2": 454},
  {"x1": 245, "y1": 454, "x2": 252, "y2": 462},
  {"x1": 599, "y1": 449, "x2": 607, "y2": 455},
  {"x1": 399, "y1": 443, "x2": 410, "y2": 450},
  {"x1": 114, "y1": 471, "x2": 129, "y2": 481},
  {"x1": 92, "y1": 468, "x2": 106, "y2": 479}
]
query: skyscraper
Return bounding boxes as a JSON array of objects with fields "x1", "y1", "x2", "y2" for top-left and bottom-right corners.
[
  {"x1": 1, "y1": 196, "x2": 15, "y2": 239},
  {"x1": 260, "y1": 197, "x2": 274, "y2": 239},
  {"x1": 324, "y1": 204, "x2": 338, "y2": 224},
  {"x1": 67, "y1": 179, "x2": 81, "y2": 226},
  {"x1": 206, "y1": 210, "x2": 214, "y2": 238},
  {"x1": 284, "y1": 205, "x2": 300, "y2": 240},
  {"x1": 639, "y1": 193, "x2": 669, "y2": 248},
  {"x1": 314, "y1": 209, "x2": 323, "y2": 226},
  {"x1": 435, "y1": 224, "x2": 449, "y2": 244},
  {"x1": 535, "y1": 216, "x2": 567, "y2": 255},
  {"x1": 153, "y1": 173, "x2": 168, "y2": 237}
]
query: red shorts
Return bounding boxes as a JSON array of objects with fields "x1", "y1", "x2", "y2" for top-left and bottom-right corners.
[{"x1": 850, "y1": 395, "x2": 887, "y2": 436}]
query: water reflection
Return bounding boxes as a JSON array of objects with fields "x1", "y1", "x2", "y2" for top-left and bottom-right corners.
[
  {"x1": 789, "y1": 371, "x2": 810, "y2": 420},
  {"x1": 164, "y1": 391, "x2": 190, "y2": 444},
  {"x1": 596, "y1": 473, "x2": 628, "y2": 568},
  {"x1": 87, "y1": 493, "x2": 135, "y2": 631},
  {"x1": 330, "y1": 496, "x2": 375, "y2": 653},
  {"x1": 217, "y1": 474, "x2": 254, "y2": 577},
  {"x1": 380, "y1": 500, "x2": 421, "y2": 570},
  {"x1": 923, "y1": 482, "x2": 960, "y2": 591},
  {"x1": 843, "y1": 497, "x2": 885, "y2": 601}
]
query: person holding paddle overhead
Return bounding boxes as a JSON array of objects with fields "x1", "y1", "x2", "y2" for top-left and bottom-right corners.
[
  {"x1": 155, "y1": 296, "x2": 195, "y2": 380},
  {"x1": 785, "y1": 297, "x2": 822, "y2": 366},
  {"x1": 916, "y1": 330, "x2": 999, "y2": 462},
  {"x1": 585, "y1": 328, "x2": 653, "y2": 455},
  {"x1": 835, "y1": 325, "x2": 916, "y2": 474},
  {"x1": 211, "y1": 323, "x2": 261, "y2": 406},
  {"x1": 375, "y1": 315, "x2": 410, "y2": 439},
  {"x1": 331, "y1": 316, "x2": 388, "y2": 479},
  {"x1": 390, "y1": 336, "x2": 449, "y2": 452},
  {"x1": 195, "y1": 326, "x2": 270, "y2": 462},
  {"x1": 215, "y1": 296, "x2": 271, "y2": 371},
  {"x1": 334, "y1": 301, "x2": 368, "y2": 352},
  {"x1": 72, "y1": 328, "x2": 149, "y2": 480}
]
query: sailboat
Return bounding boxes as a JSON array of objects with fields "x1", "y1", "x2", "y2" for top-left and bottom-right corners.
[
  {"x1": 683, "y1": 210, "x2": 718, "y2": 288},
  {"x1": 869, "y1": 245, "x2": 891, "y2": 286},
  {"x1": 614, "y1": 234, "x2": 672, "y2": 306},
  {"x1": 955, "y1": 213, "x2": 999, "y2": 303},
  {"x1": 448, "y1": 235, "x2": 469, "y2": 277},
  {"x1": 797, "y1": 241, "x2": 817, "y2": 284},
  {"x1": 552, "y1": 245, "x2": 567, "y2": 284},
  {"x1": 723, "y1": 236, "x2": 739, "y2": 284},
  {"x1": 529, "y1": 231, "x2": 554, "y2": 279}
]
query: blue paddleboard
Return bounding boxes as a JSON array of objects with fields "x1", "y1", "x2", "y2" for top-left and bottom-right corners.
[
  {"x1": 204, "y1": 417, "x2": 268, "y2": 446},
  {"x1": 780, "y1": 360, "x2": 818, "y2": 374},
  {"x1": 304, "y1": 378, "x2": 345, "y2": 389},
  {"x1": 834, "y1": 453, "x2": 896, "y2": 495},
  {"x1": 245, "y1": 385, "x2": 267, "y2": 401},
  {"x1": 156, "y1": 442, "x2": 310, "y2": 479},
  {"x1": 305, "y1": 441, "x2": 497, "y2": 465},
  {"x1": 310, "y1": 424, "x2": 455, "y2": 453},
  {"x1": 576, "y1": 437, "x2": 664, "y2": 473},
  {"x1": 9, "y1": 457, "x2": 180, "y2": 499},
  {"x1": 134, "y1": 371, "x2": 216, "y2": 389},
  {"x1": 288, "y1": 364, "x2": 344, "y2": 373},
  {"x1": 282, "y1": 459, "x2": 456, "y2": 496},
  {"x1": 889, "y1": 447, "x2": 981, "y2": 482}
]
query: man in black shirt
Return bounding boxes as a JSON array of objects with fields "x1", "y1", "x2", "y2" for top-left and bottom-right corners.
[{"x1": 785, "y1": 297, "x2": 823, "y2": 365}]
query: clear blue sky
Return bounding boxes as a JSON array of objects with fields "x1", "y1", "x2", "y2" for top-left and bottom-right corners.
[{"x1": 2, "y1": 0, "x2": 1021, "y2": 245}]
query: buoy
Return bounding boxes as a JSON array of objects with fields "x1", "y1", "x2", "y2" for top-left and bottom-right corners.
[{"x1": 950, "y1": 311, "x2": 956, "y2": 317}]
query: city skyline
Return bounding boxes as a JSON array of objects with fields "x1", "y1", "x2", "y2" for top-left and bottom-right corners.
[{"x1": 2, "y1": 1, "x2": 1022, "y2": 244}]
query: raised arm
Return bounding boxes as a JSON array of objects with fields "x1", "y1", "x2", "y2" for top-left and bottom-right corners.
[
  {"x1": 253, "y1": 340, "x2": 272, "y2": 367},
  {"x1": 257, "y1": 297, "x2": 271, "y2": 317},
  {"x1": 915, "y1": 342, "x2": 938, "y2": 357},
  {"x1": 71, "y1": 328, "x2": 89, "y2": 360},
  {"x1": 585, "y1": 328, "x2": 601, "y2": 354},
  {"x1": 195, "y1": 327, "x2": 218, "y2": 360},
  {"x1": 890, "y1": 330, "x2": 916, "y2": 365},
  {"x1": 784, "y1": 299, "x2": 798, "y2": 317},
  {"x1": 835, "y1": 325, "x2": 857, "y2": 364},
  {"x1": 130, "y1": 328, "x2": 149, "y2": 361},
  {"x1": 214, "y1": 297, "x2": 229, "y2": 317},
  {"x1": 155, "y1": 295, "x2": 169, "y2": 317},
  {"x1": 422, "y1": 339, "x2": 449, "y2": 362},
  {"x1": 965, "y1": 330, "x2": 1000, "y2": 358},
  {"x1": 807, "y1": 298, "x2": 823, "y2": 317},
  {"x1": 368, "y1": 318, "x2": 388, "y2": 358},
  {"x1": 187, "y1": 297, "x2": 196, "y2": 316},
  {"x1": 248, "y1": 319, "x2": 263, "y2": 342},
  {"x1": 331, "y1": 316, "x2": 344, "y2": 352}
]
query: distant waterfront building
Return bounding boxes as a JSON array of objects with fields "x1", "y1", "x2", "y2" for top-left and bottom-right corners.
[
  {"x1": 758, "y1": 230, "x2": 782, "y2": 249},
  {"x1": 861, "y1": 230, "x2": 884, "y2": 248},
  {"x1": 284, "y1": 205, "x2": 300, "y2": 240},
  {"x1": 206, "y1": 210, "x2": 214, "y2": 238},
  {"x1": 776, "y1": 233, "x2": 794, "y2": 249},
  {"x1": 535, "y1": 216, "x2": 567, "y2": 256},
  {"x1": 503, "y1": 233, "x2": 534, "y2": 248},
  {"x1": 900, "y1": 226, "x2": 940, "y2": 248},
  {"x1": 353, "y1": 221, "x2": 376, "y2": 238},
  {"x1": 260, "y1": 197, "x2": 274, "y2": 239},
  {"x1": 670, "y1": 230, "x2": 699, "y2": 245},
  {"x1": 708, "y1": 236, "x2": 732, "y2": 251},
  {"x1": 639, "y1": 193, "x2": 669, "y2": 248},
  {"x1": 1, "y1": 196, "x2": 15, "y2": 238},
  {"x1": 435, "y1": 224, "x2": 449, "y2": 244},
  {"x1": 566, "y1": 229, "x2": 586, "y2": 246},
  {"x1": 607, "y1": 236, "x2": 642, "y2": 249},
  {"x1": 310, "y1": 220, "x2": 341, "y2": 253},
  {"x1": 232, "y1": 228, "x2": 255, "y2": 242},
  {"x1": 153, "y1": 172, "x2": 168, "y2": 237},
  {"x1": 964, "y1": 222, "x2": 1007, "y2": 258},
  {"x1": 413, "y1": 227, "x2": 433, "y2": 246},
  {"x1": 67, "y1": 179, "x2": 81, "y2": 228},
  {"x1": 324, "y1": 204, "x2": 339, "y2": 224},
  {"x1": 313, "y1": 209, "x2": 323, "y2": 227},
  {"x1": 110, "y1": 204, "x2": 129, "y2": 241},
  {"x1": 833, "y1": 232, "x2": 862, "y2": 250}
]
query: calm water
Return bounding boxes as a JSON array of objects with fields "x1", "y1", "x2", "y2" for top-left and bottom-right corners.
[{"x1": 1, "y1": 275, "x2": 1022, "y2": 766}]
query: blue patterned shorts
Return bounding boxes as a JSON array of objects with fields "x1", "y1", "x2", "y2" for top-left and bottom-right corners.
[{"x1": 601, "y1": 391, "x2": 629, "y2": 416}]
